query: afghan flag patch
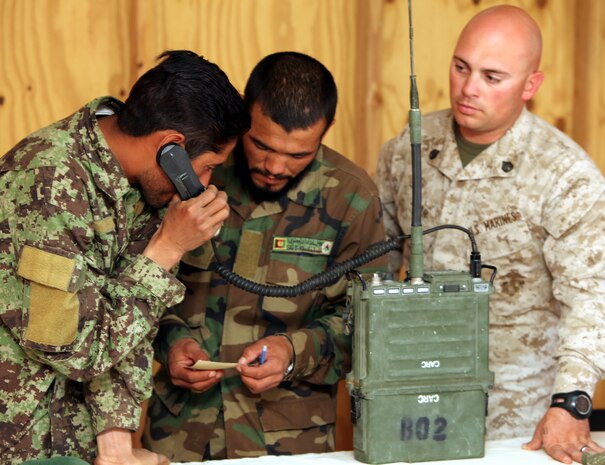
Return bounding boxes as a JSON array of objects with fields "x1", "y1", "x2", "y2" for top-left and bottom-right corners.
[{"x1": 272, "y1": 236, "x2": 334, "y2": 255}]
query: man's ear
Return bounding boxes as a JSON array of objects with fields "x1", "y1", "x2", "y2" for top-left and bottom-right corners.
[
  {"x1": 522, "y1": 70, "x2": 544, "y2": 102},
  {"x1": 157, "y1": 130, "x2": 186, "y2": 152},
  {"x1": 321, "y1": 119, "x2": 336, "y2": 139}
]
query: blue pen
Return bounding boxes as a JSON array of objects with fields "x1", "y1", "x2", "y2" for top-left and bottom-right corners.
[{"x1": 259, "y1": 345, "x2": 267, "y2": 365}]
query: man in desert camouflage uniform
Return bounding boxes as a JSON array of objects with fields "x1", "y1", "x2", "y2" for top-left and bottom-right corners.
[
  {"x1": 0, "y1": 50, "x2": 249, "y2": 464},
  {"x1": 377, "y1": 5, "x2": 605, "y2": 465},
  {"x1": 143, "y1": 52, "x2": 387, "y2": 461}
]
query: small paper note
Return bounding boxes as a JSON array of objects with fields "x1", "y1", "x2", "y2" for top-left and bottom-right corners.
[{"x1": 189, "y1": 360, "x2": 239, "y2": 370}]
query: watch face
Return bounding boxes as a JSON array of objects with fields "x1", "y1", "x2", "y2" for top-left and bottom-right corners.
[{"x1": 576, "y1": 395, "x2": 591, "y2": 415}]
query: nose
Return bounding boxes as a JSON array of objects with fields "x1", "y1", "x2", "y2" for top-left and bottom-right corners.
[
  {"x1": 199, "y1": 171, "x2": 212, "y2": 187},
  {"x1": 264, "y1": 153, "x2": 287, "y2": 176},
  {"x1": 461, "y1": 73, "x2": 479, "y2": 98}
]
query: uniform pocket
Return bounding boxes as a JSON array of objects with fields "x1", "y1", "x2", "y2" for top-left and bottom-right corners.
[
  {"x1": 17, "y1": 244, "x2": 82, "y2": 348},
  {"x1": 262, "y1": 254, "x2": 331, "y2": 328},
  {"x1": 259, "y1": 392, "x2": 335, "y2": 431},
  {"x1": 265, "y1": 253, "x2": 330, "y2": 285},
  {"x1": 152, "y1": 368, "x2": 191, "y2": 417},
  {"x1": 475, "y1": 220, "x2": 533, "y2": 261},
  {"x1": 176, "y1": 262, "x2": 214, "y2": 329},
  {"x1": 475, "y1": 220, "x2": 549, "y2": 320}
]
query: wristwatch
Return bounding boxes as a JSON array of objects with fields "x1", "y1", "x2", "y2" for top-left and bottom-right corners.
[
  {"x1": 283, "y1": 361, "x2": 294, "y2": 380},
  {"x1": 550, "y1": 390, "x2": 592, "y2": 419},
  {"x1": 276, "y1": 332, "x2": 296, "y2": 381}
]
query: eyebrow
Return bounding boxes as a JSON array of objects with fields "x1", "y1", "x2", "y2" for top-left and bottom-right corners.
[
  {"x1": 453, "y1": 56, "x2": 511, "y2": 78},
  {"x1": 250, "y1": 135, "x2": 316, "y2": 158}
]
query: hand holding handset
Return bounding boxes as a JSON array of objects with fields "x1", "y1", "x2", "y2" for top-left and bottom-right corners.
[
  {"x1": 157, "y1": 143, "x2": 206, "y2": 200},
  {"x1": 157, "y1": 142, "x2": 224, "y2": 241}
]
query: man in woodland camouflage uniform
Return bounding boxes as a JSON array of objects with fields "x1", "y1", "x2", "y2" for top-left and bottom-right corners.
[
  {"x1": 143, "y1": 52, "x2": 387, "y2": 461},
  {"x1": 0, "y1": 50, "x2": 249, "y2": 464},
  {"x1": 377, "y1": 6, "x2": 605, "y2": 465}
]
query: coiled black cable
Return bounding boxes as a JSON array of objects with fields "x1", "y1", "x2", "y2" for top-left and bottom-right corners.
[
  {"x1": 212, "y1": 237, "x2": 402, "y2": 297},
  {"x1": 211, "y1": 223, "x2": 491, "y2": 297}
]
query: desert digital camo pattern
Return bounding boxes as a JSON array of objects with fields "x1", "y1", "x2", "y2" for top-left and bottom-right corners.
[
  {"x1": 0, "y1": 97, "x2": 185, "y2": 464},
  {"x1": 376, "y1": 107, "x2": 605, "y2": 439},
  {"x1": 144, "y1": 145, "x2": 387, "y2": 461}
]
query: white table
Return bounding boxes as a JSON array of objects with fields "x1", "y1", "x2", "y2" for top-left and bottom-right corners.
[{"x1": 176, "y1": 432, "x2": 605, "y2": 464}]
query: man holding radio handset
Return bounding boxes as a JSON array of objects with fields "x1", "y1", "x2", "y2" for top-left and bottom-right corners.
[{"x1": 0, "y1": 50, "x2": 249, "y2": 465}]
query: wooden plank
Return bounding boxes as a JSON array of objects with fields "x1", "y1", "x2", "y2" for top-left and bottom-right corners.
[
  {"x1": 1, "y1": 0, "x2": 602, "y2": 171},
  {"x1": 573, "y1": 0, "x2": 605, "y2": 171},
  {"x1": 0, "y1": 0, "x2": 134, "y2": 155},
  {"x1": 578, "y1": 0, "x2": 605, "y2": 404}
]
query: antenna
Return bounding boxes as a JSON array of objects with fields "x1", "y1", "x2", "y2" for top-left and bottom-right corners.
[
  {"x1": 408, "y1": 0, "x2": 424, "y2": 283},
  {"x1": 347, "y1": 6, "x2": 496, "y2": 462}
]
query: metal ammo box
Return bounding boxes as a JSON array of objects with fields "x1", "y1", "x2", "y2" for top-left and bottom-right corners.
[{"x1": 346, "y1": 270, "x2": 494, "y2": 463}]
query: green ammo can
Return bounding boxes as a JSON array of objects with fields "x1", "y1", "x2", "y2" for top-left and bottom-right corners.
[{"x1": 345, "y1": 270, "x2": 495, "y2": 463}]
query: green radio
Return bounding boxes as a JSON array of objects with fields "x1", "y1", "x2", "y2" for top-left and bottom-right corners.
[
  {"x1": 345, "y1": 270, "x2": 495, "y2": 463},
  {"x1": 342, "y1": 1, "x2": 497, "y2": 462}
]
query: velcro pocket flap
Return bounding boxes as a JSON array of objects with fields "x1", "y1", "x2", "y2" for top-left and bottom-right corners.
[{"x1": 17, "y1": 245, "x2": 78, "y2": 291}]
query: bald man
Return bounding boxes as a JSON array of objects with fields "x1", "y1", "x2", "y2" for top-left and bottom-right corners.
[{"x1": 377, "y1": 5, "x2": 605, "y2": 464}]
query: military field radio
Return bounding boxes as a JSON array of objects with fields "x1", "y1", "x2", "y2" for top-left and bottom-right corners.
[{"x1": 344, "y1": 1, "x2": 495, "y2": 463}]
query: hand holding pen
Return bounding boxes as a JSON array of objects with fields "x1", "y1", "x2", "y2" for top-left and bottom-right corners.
[{"x1": 236, "y1": 336, "x2": 293, "y2": 394}]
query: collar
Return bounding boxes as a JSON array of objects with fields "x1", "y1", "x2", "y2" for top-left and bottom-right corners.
[
  {"x1": 429, "y1": 108, "x2": 532, "y2": 181},
  {"x1": 79, "y1": 97, "x2": 132, "y2": 201}
]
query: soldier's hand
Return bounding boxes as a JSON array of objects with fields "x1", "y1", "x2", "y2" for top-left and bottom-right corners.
[
  {"x1": 95, "y1": 429, "x2": 169, "y2": 465},
  {"x1": 132, "y1": 448, "x2": 170, "y2": 465},
  {"x1": 95, "y1": 449, "x2": 168, "y2": 465},
  {"x1": 237, "y1": 335, "x2": 293, "y2": 394},
  {"x1": 523, "y1": 407, "x2": 603, "y2": 463},
  {"x1": 143, "y1": 185, "x2": 229, "y2": 270},
  {"x1": 168, "y1": 338, "x2": 223, "y2": 392}
]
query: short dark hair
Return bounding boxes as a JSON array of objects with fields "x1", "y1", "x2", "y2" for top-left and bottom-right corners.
[
  {"x1": 118, "y1": 50, "x2": 250, "y2": 156},
  {"x1": 244, "y1": 51, "x2": 337, "y2": 133}
]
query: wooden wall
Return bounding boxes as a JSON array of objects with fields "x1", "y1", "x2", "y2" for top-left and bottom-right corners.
[
  {"x1": 1, "y1": 0, "x2": 604, "y2": 174},
  {"x1": 2, "y1": 0, "x2": 604, "y2": 452}
]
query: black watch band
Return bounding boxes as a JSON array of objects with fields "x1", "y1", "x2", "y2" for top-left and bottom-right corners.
[
  {"x1": 276, "y1": 333, "x2": 296, "y2": 381},
  {"x1": 550, "y1": 390, "x2": 592, "y2": 420}
]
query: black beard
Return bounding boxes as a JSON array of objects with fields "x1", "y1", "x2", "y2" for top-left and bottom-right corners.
[{"x1": 233, "y1": 143, "x2": 313, "y2": 204}]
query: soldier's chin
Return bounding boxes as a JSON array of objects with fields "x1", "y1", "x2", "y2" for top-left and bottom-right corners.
[
  {"x1": 258, "y1": 182, "x2": 287, "y2": 193},
  {"x1": 246, "y1": 167, "x2": 309, "y2": 203},
  {"x1": 248, "y1": 179, "x2": 290, "y2": 202}
]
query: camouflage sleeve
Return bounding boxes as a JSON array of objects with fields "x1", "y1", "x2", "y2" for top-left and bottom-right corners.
[
  {"x1": 545, "y1": 190, "x2": 605, "y2": 395},
  {"x1": 376, "y1": 135, "x2": 407, "y2": 273},
  {"x1": 2, "y1": 165, "x2": 185, "y2": 382},
  {"x1": 286, "y1": 194, "x2": 388, "y2": 384},
  {"x1": 153, "y1": 305, "x2": 194, "y2": 367},
  {"x1": 83, "y1": 338, "x2": 154, "y2": 434},
  {"x1": 83, "y1": 252, "x2": 165, "y2": 434}
]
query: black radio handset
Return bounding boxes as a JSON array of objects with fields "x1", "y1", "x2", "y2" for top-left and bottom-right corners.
[{"x1": 157, "y1": 143, "x2": 206, "y2": 200}]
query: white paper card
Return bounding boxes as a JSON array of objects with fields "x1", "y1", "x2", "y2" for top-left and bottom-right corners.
[{"x1": 189, "y1": 360, "x2": 239, "y2": 370}]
